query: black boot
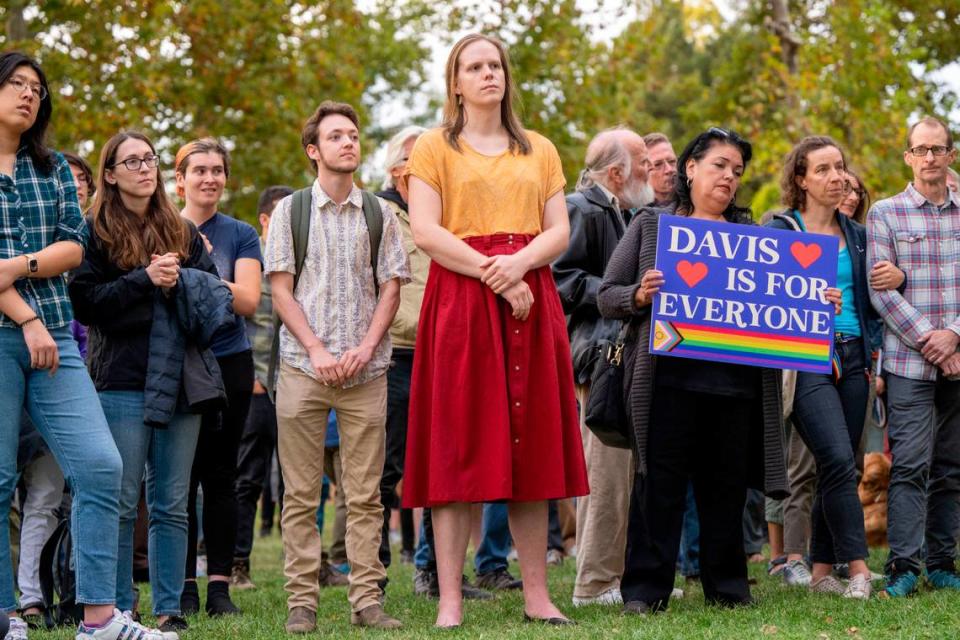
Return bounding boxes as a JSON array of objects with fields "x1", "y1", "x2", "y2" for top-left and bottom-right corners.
[
  {"x1": 206, "y1": 580, "x2": 240, "y2": 616},
  {"x1": 180, "y1": 581, "x2": 200, "y2": 615}
]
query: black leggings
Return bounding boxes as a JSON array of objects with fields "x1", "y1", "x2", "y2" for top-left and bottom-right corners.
[{"x1": 185, "y1": 350, "x2": 254, "y2": 579}]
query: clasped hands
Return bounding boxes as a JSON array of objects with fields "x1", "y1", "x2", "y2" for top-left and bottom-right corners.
[
  {"x1": 918, "y1": 329, "x2": 960, "y2": 376},
  {"x1": 307, "y1": 342, "x2": 374, "y2": 387},
  {"x1": 480, "y1": 253, "x2": 533, "y2": 321},
  {"x1": 147, "y1": 252, "x2": 181, "y2": 289}
]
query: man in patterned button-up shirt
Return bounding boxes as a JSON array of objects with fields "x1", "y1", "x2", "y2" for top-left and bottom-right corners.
[
  {"x1": 867, "y1": 116, "x2": 960, "y2": 595},
  {"x1": 263, "y1": 101, "x2": 410, "y2": 632}
]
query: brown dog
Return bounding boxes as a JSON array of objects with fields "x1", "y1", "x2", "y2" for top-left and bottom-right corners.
[{"x1": 859, "y1": 452, "x2": 891, "y2": 547}]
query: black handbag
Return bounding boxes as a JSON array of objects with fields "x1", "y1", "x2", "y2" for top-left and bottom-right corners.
[{"x1": 583, "y1": 321, "x2": 632, "y2": 449}]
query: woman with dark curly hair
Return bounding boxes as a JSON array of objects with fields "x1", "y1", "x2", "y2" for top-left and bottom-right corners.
[
  {"x1": 766, "y1": 136, "x2": 890, "y2": 599},
  {"x1": 598, "y1": 127, "x2": 791, "y2": 614}
]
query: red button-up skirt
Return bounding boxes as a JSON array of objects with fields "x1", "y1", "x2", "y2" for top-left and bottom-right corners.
[{"x1": 402, "y1": 234, "x2": 589, "y2": 507}]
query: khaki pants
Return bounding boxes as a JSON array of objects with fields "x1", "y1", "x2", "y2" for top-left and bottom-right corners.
[
  {"x1": 277, "y1": 363, "x2": 387, "y2": 612},
  {"x1": 573, "y1": 384, "x2": 633, "y2": 598}
]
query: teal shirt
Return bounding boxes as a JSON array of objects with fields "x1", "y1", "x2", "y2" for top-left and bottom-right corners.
[{"x1": 835, "y1": 246, "x2": 861, "y2": 337}]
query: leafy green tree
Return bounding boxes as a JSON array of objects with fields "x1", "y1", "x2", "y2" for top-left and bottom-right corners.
[{"x1": 1, "y1": 0, "x2": 431, "y2": 220}]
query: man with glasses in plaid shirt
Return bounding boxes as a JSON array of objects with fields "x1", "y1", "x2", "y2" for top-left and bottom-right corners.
[{"x1": 867, "y1": 115, "x2": 960, "y2": 599}]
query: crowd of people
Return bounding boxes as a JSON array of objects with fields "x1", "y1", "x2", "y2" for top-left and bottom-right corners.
[{"x1": 0, "y1": 30, "x2": 958, "y2": 639}]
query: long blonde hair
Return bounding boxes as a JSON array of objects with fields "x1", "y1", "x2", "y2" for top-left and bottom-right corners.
[
  {"x1": 442, "y1": 34, "x2": 530, "y2": 155},
  {"x1": 91, "y1": 131, "x2": 190, "y2": 269}
]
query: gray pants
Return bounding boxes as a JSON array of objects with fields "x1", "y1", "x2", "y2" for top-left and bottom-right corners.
[{"x1": 885, "y1": 373, "x2": 960, "y2": 575}]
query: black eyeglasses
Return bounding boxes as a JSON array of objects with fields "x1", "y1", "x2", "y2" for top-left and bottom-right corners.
[
  {"x1": 4, "y1": 76, "x2": 47, "y2": 101},
  {"x1": 112, "y1": 155, "x2": 160, "y2": 171},
  {"x1": 908, "y1": 145, "x2": 951, "y2": 157}
]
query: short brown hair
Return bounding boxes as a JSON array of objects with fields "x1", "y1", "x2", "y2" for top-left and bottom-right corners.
[
  {"x1": 174, "y1": 137, "x2": 230, "y2": 198},
  {"x1": 301, "y1": 101, "x2": 360, "y2": 172},
  {"x1": 643, "y1": 132, "x2": 671, "y2": 149},
  {"x1": 906, "y1": 116, "x2": 953, "y2": 150},
  {"x1": 780, "y1": 136, "x2": 847, "y2": 212}
]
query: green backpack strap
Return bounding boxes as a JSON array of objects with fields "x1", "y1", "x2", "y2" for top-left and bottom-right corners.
[
  {"x1": 267, "y1": 187, "x2": 312, "y2": 401},
  {"x1": 360, "y1": 190, "x2": 383, "y2": 296}
]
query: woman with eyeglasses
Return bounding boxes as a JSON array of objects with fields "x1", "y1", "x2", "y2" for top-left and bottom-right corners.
[
  {"x1": 598, "y1": 127, "x2": 790, "y2": 613},
  {"x1": 0, "y1": 52, "x2": 180, "y2": 640},
  {"x1": 69, "y1": 131, "x2": 222, "y2": 635},
  {"x1": 174, "y1": 138, "x2": 261, "y2": 617}
]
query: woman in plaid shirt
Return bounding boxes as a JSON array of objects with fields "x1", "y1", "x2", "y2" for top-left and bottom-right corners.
[{"x1": 0, "y1": 52, "x2": 176, "y2": 640}]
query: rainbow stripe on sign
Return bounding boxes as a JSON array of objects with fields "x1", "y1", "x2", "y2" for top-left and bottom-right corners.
[{"x1": 652, "y1": 320, "x2": 832, "y2": 372}]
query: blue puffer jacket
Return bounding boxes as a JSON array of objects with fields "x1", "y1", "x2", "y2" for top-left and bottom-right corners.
[{"x1": 143, "y1": 268, "x2": 234, "y2": 427}]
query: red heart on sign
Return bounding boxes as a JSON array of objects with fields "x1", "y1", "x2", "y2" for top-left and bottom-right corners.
[
  {"x1": 676, "y1": 260, "x2": 708, "y2": 288},
  {"x1": 791, "y1": 241, "x2": 822, "y2": 268}
]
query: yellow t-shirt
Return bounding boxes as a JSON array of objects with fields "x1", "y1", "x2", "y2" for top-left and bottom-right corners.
[{"x1": 405, "y1": 127, "x2": 566, "y2": 239}]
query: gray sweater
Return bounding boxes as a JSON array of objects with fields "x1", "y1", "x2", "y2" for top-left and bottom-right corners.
[{"x1": 597, "y1": 208, "x2": 788, "y2": 498}]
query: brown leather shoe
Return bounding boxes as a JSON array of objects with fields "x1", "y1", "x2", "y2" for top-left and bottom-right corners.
[
  {"x1": 350, "y1": 604, "x2": 403, "y2": 629},
  {"x1": 285, "y1": 606, "x2": 317, "y2": 634}
]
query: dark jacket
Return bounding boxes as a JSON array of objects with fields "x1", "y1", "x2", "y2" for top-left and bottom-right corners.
[
  {"x1": 143, "y1": 267, "x2": 234, "y2": 427},
  {"x1": 552, "y1": 185, "x2": 632, "y2": 382},
  {"x1": 766, "y1": 210, "x2": 883, "y2": 363},
  {"x1": 69, "y1": 221, "x2": 219, "y2": 391},
  {"x1": 597, "y1": 208, "x2": 788, "y2": 498}
]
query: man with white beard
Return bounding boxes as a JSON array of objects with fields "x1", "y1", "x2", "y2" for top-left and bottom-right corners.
[{"x1": 552, "y1": 128, "x2": 654, "y2": 607}]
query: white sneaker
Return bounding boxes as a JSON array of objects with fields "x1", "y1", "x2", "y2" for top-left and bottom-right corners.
[
  {"x1": 844, "y1": 573, "x2": 872, "y2": 599},
  {"x1": 572, "y1": 587, "x2": 623, "y2": 607},
  {"x1": 671, "y1": 586, "x2": 685, "y2": 599},
  {"x1": 75, "y1": 609, "x2": 178, "y2": 640},
  {"x1": 6, "y1": 616, "x2": 28, "y2": 640}
]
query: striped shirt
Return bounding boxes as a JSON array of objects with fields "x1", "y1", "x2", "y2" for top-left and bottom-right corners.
[
  {"x1": 263, "y1": 181, "x2": 411, "y2": 388},
  {"x1": 0, "y1": 148, "x2": 85, "y2": 329},
  {"x1": 867, "y1": 182, "x2": 960, "y2": 381}
]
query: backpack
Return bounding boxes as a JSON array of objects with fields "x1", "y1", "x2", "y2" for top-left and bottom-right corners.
[
  {"x1": 39, "y1": 518, "x2": 83, "y2": 628},
  {"x1": 266, "y1": 188, "x2": 383, "y2": 400}
]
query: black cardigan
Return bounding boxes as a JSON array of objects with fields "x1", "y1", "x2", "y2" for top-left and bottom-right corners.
[{"x1": 597, "y1": 208, "x2": 788, "y2": 498}]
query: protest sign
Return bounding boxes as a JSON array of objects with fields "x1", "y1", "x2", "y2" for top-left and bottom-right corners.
[{"x1": 650, "y1": 214, "x2": 839, "y2": 374}]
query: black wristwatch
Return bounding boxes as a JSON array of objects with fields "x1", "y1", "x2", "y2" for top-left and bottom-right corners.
[{"x1": 24, "y1": 253, "x2": 38, "y2": 275}]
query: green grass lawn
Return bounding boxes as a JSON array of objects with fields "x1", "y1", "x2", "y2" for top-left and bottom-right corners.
[{"x1": 31, "y1": 530, "x2": 960, "y2": 639}]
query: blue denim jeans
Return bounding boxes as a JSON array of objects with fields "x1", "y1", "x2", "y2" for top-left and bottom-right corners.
[
  {"x1": 475, "y1": 503, "x2": 511, "y2": 575},
  {"x1": 792, "y1": 339, "x2": 869, "y2": 564},
  {"x1": 100, "y1": 391, "x2": 200, "y2": 615},
  {"x1": 884, "y1": 373, "x2": 960, "y2": 575},
  {"x1": 678, "y1": 482, "x2": 700, "y2": 577},
  {"x1": 0, "y1": 326, "x2": 122, "y2": 612}
]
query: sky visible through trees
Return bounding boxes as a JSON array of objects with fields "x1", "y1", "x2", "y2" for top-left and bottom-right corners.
[{"x1": 2, "y1": 0, "x2": 958, "y2": 221}]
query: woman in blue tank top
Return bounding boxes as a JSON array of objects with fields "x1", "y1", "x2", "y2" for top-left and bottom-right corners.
[{"x1": 766, "y1": 137, "x2": 893, "y2": 599}]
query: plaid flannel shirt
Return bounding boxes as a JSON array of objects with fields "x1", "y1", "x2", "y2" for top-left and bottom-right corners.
[
  {"x1": 867, "y1": 182, "x2": 960, "y2": 381},
  {"x1": 0, "y1": 148, "x2": 85, "y2": 329}
]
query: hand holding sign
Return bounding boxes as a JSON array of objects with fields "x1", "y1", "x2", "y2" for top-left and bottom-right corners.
[
  {"x1": 635, "y1": 269, "x2": 664, "y2": 307},
  {"x1": 650, "y1": 215, "x2": 839, "y2": 373}
]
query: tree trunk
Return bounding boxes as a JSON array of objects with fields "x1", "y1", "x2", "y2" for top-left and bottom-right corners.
[
  {"x1": 6, "y1": 0, "x2": 29, "y2": 43},
  {"x1": 768, "y1": 0, "x2": 799, "y2": 74}
]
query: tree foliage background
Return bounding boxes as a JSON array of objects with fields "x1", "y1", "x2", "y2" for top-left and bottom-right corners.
[{"x1": 2, "y1": 0, "x2": 957, "y2": 221}]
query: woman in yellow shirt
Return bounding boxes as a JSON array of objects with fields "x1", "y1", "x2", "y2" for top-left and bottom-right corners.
[{"x1": 402, "y1": 34, "x2": 588, "y2": 628}]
